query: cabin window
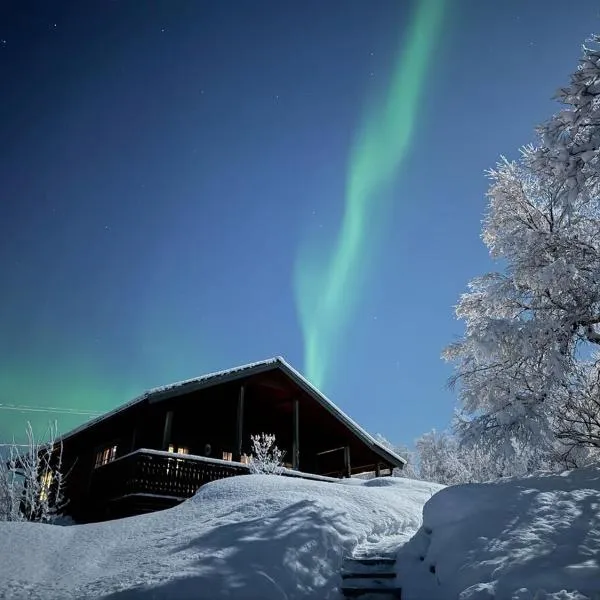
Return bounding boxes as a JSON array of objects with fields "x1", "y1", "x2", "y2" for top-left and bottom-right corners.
[
  {"x1": 39, "y1": 471, "x2": 53, "y2": 502},
  {"x1": 240, "y1": 453, "x2": 249, "y2": 465},
  {"x1": 222, "y1": 451, "x2": 232, "y2": 461},
  {"x1": 95, "y1": 444, "x2": 117, "y2": 468},
  {"x1": 168, "y1": 444, "x2": 189, "y2": 455}
]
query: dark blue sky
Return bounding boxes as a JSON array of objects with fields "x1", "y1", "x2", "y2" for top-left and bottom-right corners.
[{"x1": 1, "y1": 0, "x2": 598, "y2": 445}]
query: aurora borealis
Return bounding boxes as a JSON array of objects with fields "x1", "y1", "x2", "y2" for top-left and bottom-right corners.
[
  {"x1": 1, "y1": 1, "x2": 598, "y2": 446},
  {"x1": 294, "y1": 0, "x2": 446, "y2": 391}
]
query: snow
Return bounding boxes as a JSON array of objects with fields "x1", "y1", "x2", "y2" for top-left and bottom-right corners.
[
  {"x1": 398, "y1": 467, "x2": 600, "y2": 600},
  {"x1": 0, "y1": 474, "x2": 438, "y2": 600},
  {"x1": 1, "y1": 468, "x2": 598, "y2": 599}
]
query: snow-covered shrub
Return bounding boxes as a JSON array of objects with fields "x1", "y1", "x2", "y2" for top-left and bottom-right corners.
[
  {"x1": 0, "y1": 447, "x2": 24, "y2": 522},
  {"x1": 248, "y1": 433, "x2": 285, "y2": 475},
  {"x1": 0, "y1": 421, "x2": 68, "y2": 522}
]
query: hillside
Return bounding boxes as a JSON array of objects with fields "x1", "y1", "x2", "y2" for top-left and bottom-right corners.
[{"x1": 0, "y1": 469, "x2": 598, "y2": 599}]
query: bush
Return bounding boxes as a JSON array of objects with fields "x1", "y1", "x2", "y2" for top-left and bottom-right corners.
[{"x1": 248, "y1": 433, "x2": 285, "y2": 475}]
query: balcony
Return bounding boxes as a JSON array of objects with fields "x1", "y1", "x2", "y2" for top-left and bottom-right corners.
[{"x1": 88, "y1": 448, "x2": 336, "y2": 520}]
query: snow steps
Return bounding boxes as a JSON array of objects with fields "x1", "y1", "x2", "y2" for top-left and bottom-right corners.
[{"x1": 340, "y1": 555, "x2": 401, "y2": 599}]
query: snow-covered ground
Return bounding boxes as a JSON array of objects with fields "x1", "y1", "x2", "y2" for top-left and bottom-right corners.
[
  {"x1": 0, "y1": 468, "x2": 598, "y2": 600},
  {"x1": 0, "y1": 474, "x2": 439, "y2": 600},
  {"x1": 398, "y1": 466, "x2": 600, "y2": 600}
]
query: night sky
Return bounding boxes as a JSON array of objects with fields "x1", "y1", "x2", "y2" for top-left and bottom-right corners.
[{"x1": 1, "y1": 1, "x2": 598, "y2": 446}]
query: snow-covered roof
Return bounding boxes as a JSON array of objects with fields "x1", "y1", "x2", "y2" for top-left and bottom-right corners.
[{"x1": 60, "y1": 357, "x2": 406, "y2": 468}]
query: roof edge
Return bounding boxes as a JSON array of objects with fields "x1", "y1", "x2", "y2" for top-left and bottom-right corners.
[{"x1": 273, "y1": 358, "x2": 407, "y2": 468}]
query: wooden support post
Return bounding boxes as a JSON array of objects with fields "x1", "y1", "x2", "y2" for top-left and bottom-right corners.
[
  {"x1": 162, "y1": 411, "x2": 173, "y2": 450},
  {"x1": 375, "y1": 463, "x2": 381, "y2": 478},
  {"x1": 292, "y1": 398, "x2": 300, "y2": 470},
  {"x1": 344, "y1": 446, "x2": 351, "y2": 478},
  {"x1": 130, "y1": 427, "x2": 137, "y2": 453},
  {"x1": 235, "y1": 385, "x2": 245, "y2": 461}
]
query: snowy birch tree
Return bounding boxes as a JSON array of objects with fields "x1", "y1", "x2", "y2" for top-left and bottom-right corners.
[
  {"x1": 0, "y1": 421, "x2": 68, "y2": 522},
  {"x1": 530, "y1": 35, "x2": 600, "y2": 209},
  {"x1": 444, "y1": 36, "x2": 600, "y2": 467}
]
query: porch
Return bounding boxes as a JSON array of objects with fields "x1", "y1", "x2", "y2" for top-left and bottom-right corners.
[{"x1": 88, "y1": 448, "x2": 337, "y2": 521}]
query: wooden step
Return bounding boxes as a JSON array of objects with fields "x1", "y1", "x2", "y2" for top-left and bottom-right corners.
[
  {"x1": 341, "y1": 583, "x2": 402, "y2": 598},
  {"x1": 346, "y1": 557, "x2": 396, "y2": 566},
  {"x1": 342, "y1": 571, "x2": 396, "y2": 579},
  {"x1": 343, "y1": 558, "x2": 396, "y2": 575},
  {"x1": 341, "y1": 554, "x2": 400, "y2": 598}
]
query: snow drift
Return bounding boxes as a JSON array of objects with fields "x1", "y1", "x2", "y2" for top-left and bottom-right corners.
[
  {"x1": 2, "y1": 468, "x2": 598, "y2": 599},
  {"x1": 0, "y1": 474, "x2": 438, "y2": 600},
  {"x1": 398, "y1": 467, "x2": 600, "y2": 600}
]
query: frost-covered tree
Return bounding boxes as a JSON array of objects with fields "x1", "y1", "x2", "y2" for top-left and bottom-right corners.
[
  {"x1": 444, "y1": 36, "x2": 600, "y2": 467},
  {"x1": 0, "y1": 421, "x2": 68, "y2": 522},
  {"x1": 248, "y1": 433, "x2": 285, "y2": 475},
  {"x1": 530, "y1": 35, "x2": 600, "y2": 209},
  {"x1": 374, "y1": 434, "x2": 419, "y2": 479},
  {"x1": 552, "y1": 359, "x2": 600, "y2": 466},
  {"x1": 414, "y1": 429, "x2": 490, "y2": 485},
  {"x1": 414, "y1": 429, "x2": 551, "y2": 485}
]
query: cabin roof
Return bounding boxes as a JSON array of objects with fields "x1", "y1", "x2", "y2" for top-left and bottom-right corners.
[{"x1": 60, "y1": 357, "x2": 406, "y2": 468}]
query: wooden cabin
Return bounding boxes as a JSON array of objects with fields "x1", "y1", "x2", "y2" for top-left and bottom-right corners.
[{"x1": 54, "y1": 357, "x2": 406, "y2": 523}]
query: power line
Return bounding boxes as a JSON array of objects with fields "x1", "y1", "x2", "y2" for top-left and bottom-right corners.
[
  {"x1": 0, "y1": 444, "x2": 31, "y2": 447},
  {"x1": 0, "y1": 403, "x2": 102, "y2": 417}
]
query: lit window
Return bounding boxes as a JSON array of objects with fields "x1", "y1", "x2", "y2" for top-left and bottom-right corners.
[
  {"x1": 240, "y1": 454, "x2": 249, "y2": 465},
  {"x1": 39, "y1": 471, "x2": 53, "y2": 502},
  {"x1": 95, "y1": 445, "x2": 117, "y2": 468},
  {"x1": 222, "y1": 451, "x2": 232, "y2": 461},
  {"x1": 168, "y1": 444, "x2": 188, "y2": 455}
]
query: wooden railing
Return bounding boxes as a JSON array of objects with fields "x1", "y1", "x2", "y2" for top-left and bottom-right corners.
[
  {"x1": 89, "y1": 448, "x2": 342, "y2": 512},
  {"x1": 90, "y1": 449, "x2": 251, "y2": 503}
]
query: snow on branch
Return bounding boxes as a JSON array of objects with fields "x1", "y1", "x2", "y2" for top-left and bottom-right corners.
[
  {"x1": 248, "y1": 433, "x2": 285, "y2": 475},
  {"x1": 0, "y1": 421, "x2": 70, "y2": 522},
  {"x1": 444, "y1": 34, "x2": 600, "y2": 469}
]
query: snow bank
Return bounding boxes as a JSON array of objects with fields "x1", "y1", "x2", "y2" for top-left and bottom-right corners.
[
  {"x1": 0, "y1": 474, "x2": 437, "y2": 600},
  {"x1": 398, "y1": 467, "x2": 600, "y2": 600}
]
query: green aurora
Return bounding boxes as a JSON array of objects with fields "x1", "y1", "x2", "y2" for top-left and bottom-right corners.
[
  {"x1": 0, "y1": 319, "x2": 218, "y2": 443},
  {"x1": 294, "y1": 0, "x2": 446, "y2": 390}
]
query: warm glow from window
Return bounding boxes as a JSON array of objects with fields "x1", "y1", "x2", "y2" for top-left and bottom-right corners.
[
  {"x1": 240, "y1": 454, "x2": 249, "y2": 464},
  {"x1": 95, "y1": 445, "x2": 117, "y2": 468},
  {"x1": 168, "y1": 445, "x2": 188, "y2": 455},
  {"x1": 39, "y1": 471, "x2": 53, "y2": 502},
  {"x1": 222, "y1": 451, "x2": 232, "y2": 461}
]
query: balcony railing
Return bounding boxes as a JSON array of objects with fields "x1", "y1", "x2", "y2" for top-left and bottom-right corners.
[
  {"x1": 90, "y1": 449, "x2": 251, "y2": 504},
  {"x1": 89, "y1": 448, "x2": 338, "y2": 507}
]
